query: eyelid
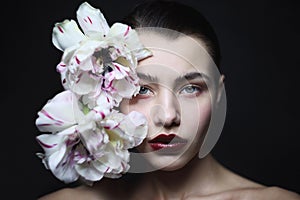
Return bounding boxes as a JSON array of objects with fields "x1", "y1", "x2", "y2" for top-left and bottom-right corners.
[
  {"x1": 179, "y1": 84, "x2": 200, "y2": 93},
  {"x1": 178, "y1": 82, "x2": 207, "y2": 95},
  {"x1": 137, "y1": 84, "x2": 155, "y2": 96}
]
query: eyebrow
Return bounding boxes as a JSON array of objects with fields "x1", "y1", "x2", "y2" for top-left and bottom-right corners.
[
  {"x1": 137, "y1": 72, "x2": 158, "y2": 82},
  {"x1": 174, "y1": 72, "x2": 210, "y2": 84},
  {"x1": 137, "y1": 72, "x2": 210, "y2": 84}
]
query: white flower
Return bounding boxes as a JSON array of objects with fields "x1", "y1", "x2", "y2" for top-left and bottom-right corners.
[
  {"x1": 36, "y1": 1, "x2": 150, "y2": 185},
  {"x1": 53, "y1": 2, "x2": 152, "y2": 109},
  {"x1": 36, "y1": 90, "x2": 148, "y2": 183},
  {"x1": 36, "y1": 90, "x2": 107, "y2": 182}
]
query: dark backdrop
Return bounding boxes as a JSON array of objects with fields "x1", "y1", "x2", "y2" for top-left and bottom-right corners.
[{"x1": 2, "y1": 0, "x2": 299, "y2": 199}]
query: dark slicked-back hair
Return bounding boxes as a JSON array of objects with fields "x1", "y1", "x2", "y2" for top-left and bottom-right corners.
[{"x1": 122, "y1": 0, "x2": 221, "y2": 68}]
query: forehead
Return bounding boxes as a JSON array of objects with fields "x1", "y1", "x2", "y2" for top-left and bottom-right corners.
[{"x1": 137, "y1": 32, "x2": 216, "y2": 77}]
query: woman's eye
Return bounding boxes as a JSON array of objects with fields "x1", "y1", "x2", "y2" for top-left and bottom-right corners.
[
  {"x1": 138, "y1": 86, "x2": 151, "y2": 95},
  {"x1": 180, "y1": 85, "x2": 202, "y2": 95}
]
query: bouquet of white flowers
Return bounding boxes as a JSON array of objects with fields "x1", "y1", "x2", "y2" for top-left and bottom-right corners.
[{"x1": 35, "y1": 2, "x2": 152, "y2": 185}]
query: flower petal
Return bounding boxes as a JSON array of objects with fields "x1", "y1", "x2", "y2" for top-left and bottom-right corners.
[
  {"x1": 68, "y1": 71, "x2": 98, "y2": 95},
  {"x1": 75, "y1": 161, "x2": 104, "y2": 182},
  {"x1": 119, "y1": 111, "x2": 148, "y2": 147},
  {"x1": 35, "y1": 91, "x2": 84, "y2": 133},
  {"x1": 109, "y1": 23, "x2": 153, "y2": 61},
  {"x1": 76, "y1": 2, "x2": 110, "y2": 36},
  {"x1": 52, "y1": 20, "x2": 86, "y2": 51},
  {"x1": 93, "y1": 160, "x2": 111, "y2": 173},
  {"x1": 54, "y1": 164, "x2": 79, "y2": 184},
  {"x1": 95, "y1": 91, "x2": 115, "y2": 109},
  {"x1": 69, "y1": 40, "x2": 106, "y2": 72},
  {"x1": 48, "y1": 143, "x2": 67, "y2": 173},
  {"x1": 36, "y1": 134, "x2": 65, "y2": 156},
  {"x1": 113, "y1": 78, "x2": 138, "y2": 98},
  {"x1": 52, "y1": 152, "x2": 79, "y2": 183},
  {"x1": 79, "y1": 129, "x2": 104, "y2": 154},
  {"x1": 110, "y1": 62, "x2": 130, "y2": 80},
  {"x1": 97, "y1": 143, "x2": 122, "y2": 169}
]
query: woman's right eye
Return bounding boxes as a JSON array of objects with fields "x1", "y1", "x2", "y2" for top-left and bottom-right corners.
[
  {"x1": 138, "y1": 86, "x2": 152, "y2": 96},
  {"x1": 139, "y1": 86, "x2": 150, "y2": 94}
]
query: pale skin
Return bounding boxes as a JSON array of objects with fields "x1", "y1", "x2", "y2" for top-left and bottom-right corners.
[{"x1": 38, "y1": 33, "x2": 300, "y2": 200}]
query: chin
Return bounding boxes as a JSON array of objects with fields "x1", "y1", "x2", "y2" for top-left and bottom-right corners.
[
  {"x1": 160, "y1": 162, "x2": 186, "y2": 171},
  {"x1": 146, "y1": 153, "x2": 193, "y2": 172}
]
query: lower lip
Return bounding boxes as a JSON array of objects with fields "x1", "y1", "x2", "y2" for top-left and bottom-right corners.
[{"x1": 149, "y1": 142, "x2": 187, "y2": 151}]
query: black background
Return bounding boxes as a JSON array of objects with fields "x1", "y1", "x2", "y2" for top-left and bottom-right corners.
[{"x1": 1, "y1": 0, "x2": 299, "y2": 199}]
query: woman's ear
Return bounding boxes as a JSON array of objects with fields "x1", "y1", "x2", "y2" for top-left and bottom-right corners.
[{"x1": 216, "y1": 74, "x2": 225, "y2": 103}]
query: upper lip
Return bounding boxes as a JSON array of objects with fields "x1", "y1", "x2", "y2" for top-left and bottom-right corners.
[{"x1": 148, "y1": 133, "x2": 187, "y2": 144}]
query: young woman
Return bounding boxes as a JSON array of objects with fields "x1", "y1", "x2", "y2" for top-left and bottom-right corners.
[{"x1": 38, "y1": 1, "x2": 300, "y2": 199}]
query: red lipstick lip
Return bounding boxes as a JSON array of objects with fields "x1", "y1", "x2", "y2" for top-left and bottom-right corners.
[
  {"x1": 148, "y1": 133, "x2": 187, "y2": 151},
  {"x1": 149, "y1": 133, "x2": 176, "y2": 143}
]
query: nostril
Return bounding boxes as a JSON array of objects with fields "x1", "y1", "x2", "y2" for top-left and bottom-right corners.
[
  {"x1": 163, "y1": 117, "x2": 180, "y2": 128},
  {"x1": 150, "y1": 104, "x2": 180, "y2": 127}
]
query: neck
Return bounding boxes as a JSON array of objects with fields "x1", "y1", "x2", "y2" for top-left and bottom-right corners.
[{"x1": 140, "y1": 154, "x2": 221, "y2": 198}]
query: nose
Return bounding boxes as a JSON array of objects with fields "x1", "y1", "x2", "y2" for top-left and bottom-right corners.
[{"x1": 151, "y1": 88, "x2": 180, "y2": 128}]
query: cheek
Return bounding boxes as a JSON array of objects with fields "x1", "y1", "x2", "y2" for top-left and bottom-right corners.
[
  {"x1": 119, "y1": 99, "x2": 130, "y2": 114},
  {"x1": 120, "y1": 99, "x2": 150, "y2": 119},
  {"x1": 181, "y1": 99, "x2": 212, "y2": 133}
]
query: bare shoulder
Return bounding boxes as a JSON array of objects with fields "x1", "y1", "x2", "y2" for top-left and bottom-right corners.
[
  {"x1": 227, "y1": 186, "x2": 300, "y2": 200},
  {"x1": 217, "y1": 163, "x2": 264, "y2": 190},
  {"x1": 186, "y1": 187, "x2": 300, "y2": 200},
  {"x1": 37, "y1": 188, "x2": 78, "y2": 200},
  {"x1": 260, "y1": 187, "x2": 300, "y2": 200},
  {"x1": 37, "y1": 178, "x2": 133, "y2": 200},
  {"x1": 37, "y1": 187, "x2": 102, "y2": 200},
  {"x1": 218, "y1": 165, "x2": 300, "y2": 198}
]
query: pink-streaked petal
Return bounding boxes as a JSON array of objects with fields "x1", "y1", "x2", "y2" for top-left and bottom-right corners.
[
  {"x1": 36, "y1": 134, "x2": 65, "y2": 155},
  {"x1": 70, "y1": 40, "x2": 104, "y2": 71},
  {"x1": 76, "y1": 2, "x2": 109, "y2": 36},
  {"x1": 90, "y1": 105, "x2": 111, "y2": 122},
  {"x1": 52, "y1": 19, "x2": 86, "y2": 51},
  {"x1": 102, "y1": 71, "x2": 116, "y2": 92},
  {"x1": 52, "y1": 151, "x2": 79, "y2": 183},
  {"x1": 35, "y1": 91, "x2": 84, "y2": 133},
  {"x1": 95, "y1": 91, "x2": 114, "y2": 109},
  {"x1": 36, "y1": 134, "x2": 70, "y2": 177},
  {"x1": 56, "y1": 62, "x2": 67, "y2": 73},
  {"x1": 109, "y1": 23, "x2": 131, "y2": 39},
  {"x1": 102, "y1": 119, "x2": 120, "y2": 130},
  {"x1": 111, "y1": 62, "x2": 130, "y2": 79},
  {"x1": 48, "y1": 144, "x2": 67, "y2": 172},
  {"x1": 61, "y1": 43, "x2": 80, "y2": 63},
  {"x1": 80, "y1": 129, "x2": 104, "y2": 154},
  {"x1": 73, "y1": 55, "x2": 94, "y2": 72},
  {"x1": 104, "y1": 149, "x2": 130, "y2": 174},
  {"x1": 109, "y1": 23, "x2": 153, "y2": 61}
]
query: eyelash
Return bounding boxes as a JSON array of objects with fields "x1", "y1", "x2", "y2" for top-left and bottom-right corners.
[
  {"x1": 137, "y1": 84, "x2": 205, "y2": 97},
  {"x1": 138, "y1": 86, "x2": 153, "y2": 95},
  {"x1": 179, "y1": 84, "x2": 203, "y2": 96}
]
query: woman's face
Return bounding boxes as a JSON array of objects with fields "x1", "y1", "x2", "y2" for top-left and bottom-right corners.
[{"x1": 120, "y1": 32, "x2": 222, "y2": 171}]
